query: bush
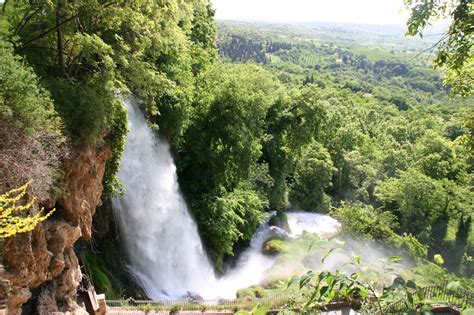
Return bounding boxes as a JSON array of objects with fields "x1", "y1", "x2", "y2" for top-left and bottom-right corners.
[
  {"x1": 0, "y1": 41, "x2": 65, "y2": 197},
  {"x1": 236, "y1": 286, "x2": 266, "y2": 299},
  {"x1": 0, "y1": 42, "x2": 61, "y2": 135},
  {"x1": 0, "y1": 182, "x2": 54, "y2": 238}
]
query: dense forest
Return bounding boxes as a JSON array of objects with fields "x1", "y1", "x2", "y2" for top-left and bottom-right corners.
[{"x1": 0, "y1": 0, "x2": 473, "y2": 313}]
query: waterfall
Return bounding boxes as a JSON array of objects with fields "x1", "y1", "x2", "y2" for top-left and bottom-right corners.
[
  {"x1": 113, "y1": 100, "x2": 341, "y2": 300},
  {"x1": 112, "y1": 100, "x2": 216, "y2": 299}
]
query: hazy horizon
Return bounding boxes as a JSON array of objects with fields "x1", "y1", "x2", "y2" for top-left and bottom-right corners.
[{"x1": 211, "y1": 0, "x2": 411, "y2": 25}]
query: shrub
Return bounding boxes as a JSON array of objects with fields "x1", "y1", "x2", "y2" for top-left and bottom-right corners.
[
  {"x1": 0, "y1": 42, "x2": 65, "y2": 198},
  {"x1": 0, "y1": 182, "x2": 54, "y2": 238},
  {"x1": 0, "y1": 42, "x2": 61, "y2": 135}
]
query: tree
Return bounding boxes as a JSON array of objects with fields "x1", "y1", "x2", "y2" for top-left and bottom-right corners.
[
  {"x1": 376, "y1": 169, "x2": 447, "y2": 242},
  {"x1": 180, "y1": 63, "x2": 279, "y2": 196},
  {"x1": 289, "y1": 142, "x2": 334, "y2": 211},
  {"x1": 405, "y1": 0, "x2": 473, "y2": 96},
  {"x1": 331, "y1": 203, "x2": 428, "y2": 259},
  {"x1": 0, "y1": 182, "x2": 54, "y2": 238},
  {"x1": 1, "y1": 0, "x2": 216, "y2": 141},
  {"x1": 177, "y1": 63, "x2": 279, "y2": 266},
  {"x1": 263, "y1": 86, "x2": 328, "y2": 210},
  {"x1": 199, "y1": 186, "x2": 267, "y2": 269}
]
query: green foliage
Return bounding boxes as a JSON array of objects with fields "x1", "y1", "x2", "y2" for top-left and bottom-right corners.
[
  {"x1": 377, "y1": 169, "x2": 448, "y2": 242},
  {"x1": 199, "y1": 186, "x2": 267, "y2": 264},
  {"x1": 286, "y1": 253, "x2": 474, "y2": 314},
  {"x1": 83, "y1": 248, "x2": 124, "y2": 299},
  {"x1": 236, "y1": 286, "x2": 266, "y2": 299},
  {"x1": 0, "y1": 41, "x2": 61, "y2": 135},
  {"x1": 1, "y1": 0, "x2": 472, "y2": 300},
  {"x1": 289, "y1": 142, "x2": 334, "y2": 211},
  {"x1": 264, "y1": 86, "x2": 328, "y2": 210},
  {"x1": 405, "y1": 0, "x2": 473, "y2": 96},
  {"x1": 46, "y1": 76, "x2": 117, "y2": 143},
  {"x1": 102, "y1": 102, "x2": 128, "y2": 198},
  {"x1": 331, "y1": 203, "x2": 428, "y2": 260},
  {"x1": 194, "y1": 21, "x2": 472, "y2": 274},
  {"x1": 176, "y1": 63, "x2": 280, "y2": 264},
  {"x1": 181, "y1": 63, "x2": 279, "y2": 192},
  {"x1": 0, "y1": 38, "x2": 65, "y2": 198}
]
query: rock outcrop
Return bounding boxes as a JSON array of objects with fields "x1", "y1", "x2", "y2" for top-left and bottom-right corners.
[{"x1": 0, "y1": 143, "x2": 111, "y2": 314}]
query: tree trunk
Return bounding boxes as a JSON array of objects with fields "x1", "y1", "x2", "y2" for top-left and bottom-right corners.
[{"x1": 56, "y1": 0, "x2": 65, "y2": 74}]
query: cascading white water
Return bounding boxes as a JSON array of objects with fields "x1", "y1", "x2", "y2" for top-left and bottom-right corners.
[
  {"x1": 113, "y1": 100, "x2": 342, "y2": 300},
  {"x1": 287, "y1": 212, "x2": 341, "y2": 238},
  {"x1": 112, "y1": 100, "x2": 216, "y2": 299}
]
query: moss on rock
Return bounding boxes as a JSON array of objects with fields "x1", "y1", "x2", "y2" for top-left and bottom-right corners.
[{"x1": 262, "y1": 237, "x2": 285, "y2": 255}]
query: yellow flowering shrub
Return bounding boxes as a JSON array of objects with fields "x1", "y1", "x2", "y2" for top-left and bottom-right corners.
[{"x1": 0, "y1": 182, "x2": 54, "y2": 238}]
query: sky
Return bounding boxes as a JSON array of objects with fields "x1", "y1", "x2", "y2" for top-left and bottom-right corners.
[{"x1": 210, "y1": 0, "x2": 411, "y2": 25}]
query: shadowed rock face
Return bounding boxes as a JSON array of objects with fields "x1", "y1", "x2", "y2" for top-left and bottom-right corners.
[{"x1": 1, "y1": 143, "x2": 111, "y2": 314}]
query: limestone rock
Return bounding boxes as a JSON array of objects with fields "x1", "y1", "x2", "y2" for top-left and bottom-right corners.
[
  {"x1": 57, "y1": 144, "x2": 112, "y2": 239},
  {"x1": 1, "y1": 143, "x2": 112, "y2": 314}
]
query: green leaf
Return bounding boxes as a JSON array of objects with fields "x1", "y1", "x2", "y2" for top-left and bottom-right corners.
[
  {"x1": 299, "y1": 271, "x2": 314, "y2": 290},
  {"x1": 321, "y1": 247, "x2": 337, "y2": 263},
  {"x1": 251, "y1": 303, "x2": 270, "y2": 315},
  {"x1": 286, "y1": 275, "x2": 299, "y2": 289},
  {"x1": 319, "y1": 285, "x2": 330, "y2": 298}
]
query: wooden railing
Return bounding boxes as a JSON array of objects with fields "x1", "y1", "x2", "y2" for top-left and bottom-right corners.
[
  {"x1": 106, "y1": 294, "x2": 292, "y2": 312},
  {"x1": 372, "y1": 281, "x2": 474, "y2": 314},
  {"x1": 105, "y1": 282, "x2": 474, "y2": 314}
]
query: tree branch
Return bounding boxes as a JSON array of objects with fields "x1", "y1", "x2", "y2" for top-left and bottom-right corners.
[
  {"x1": 410, "y1": 33, "x2": 449, "y2": 62},
  {"x1": 14, "y1": 7, "x2": 43, "y2": 37},
  {"x1": 17, "y1": 13, "x2": 80, "y2": 50},
  {"x1": 17, "y1": 1, "x2": 117, "y2": 50}
]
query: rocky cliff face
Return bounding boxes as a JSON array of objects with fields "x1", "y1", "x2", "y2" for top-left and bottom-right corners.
[{"x1": 0, "y1": 143, "x2": 111, "y2": 314}]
